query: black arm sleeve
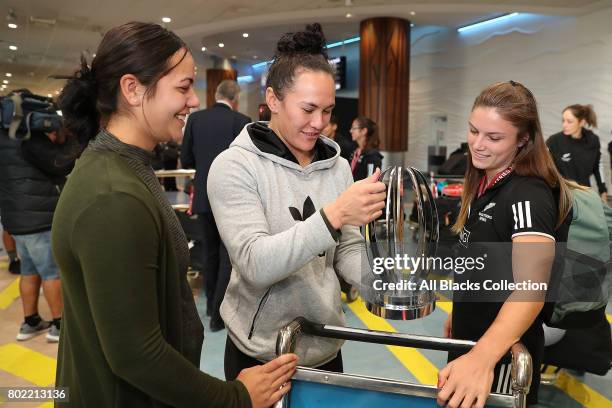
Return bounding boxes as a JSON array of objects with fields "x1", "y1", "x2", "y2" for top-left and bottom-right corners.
[{"x1": 505, "y1": 179, "x2": 556, "y2": 241}]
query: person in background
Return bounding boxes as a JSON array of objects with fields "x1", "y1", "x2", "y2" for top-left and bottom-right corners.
[
  {"x1": 181, "y1": 79, "x2": 251, "y2": 332},
  {"x1": 52, "y1": 22, "x2": 295, "y2": 408},
  {"x1": 2, "y1": 230, "x2": 20, "y2": 274},
  {"x1": 547, "y1": 104, "x2": 607, "y2": 201},
  {"x1": 349, "y1": 116, "x2": 383, "y2": 181},
  {"x1": 0, "y1": 92, "x2": 69, "y2": 343},
  {"x1": 322, "y1": 114, "x2": 356, "y2": 161},
  {"x1": 161, "y1": 140, "x2": 180, "y2": 191}
]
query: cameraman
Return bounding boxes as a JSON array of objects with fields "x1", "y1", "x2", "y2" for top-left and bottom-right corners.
[{"x1": 0, "y1": 90, "x2": 81, "y2": 342}]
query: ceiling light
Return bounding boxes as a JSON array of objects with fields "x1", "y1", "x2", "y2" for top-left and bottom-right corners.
[
  {"x1": 218, "y1": 43, "x2": 224, "y2": 48},
  {"x1": 411, "y1": 23, "x2": 415, "y2": 27},
  {"x1": 253, "y1": 55, "x2": 258, "y2": 59},
  {"x1": 242, "y1": 33, "x2": 249, "y2": 38},
  {"x1": 9, "y1": 45, "x2": 18, "y2": 51},
  {"x1": 161, "y1": 17, "x2": 172, "y2": 23},
  {"x1": 6, "y1": 73, "x2": 12, "y2": 77},
  {"x1": 346, "y1": 13, "x2": 352, "y2": 18},
  {"x1": 2, "y1": 80, "x2": 8, "y2": 84},
  {"x1": 55, "y1": 90, "x2": 60, "y2": 95},
  {"x1": 47, "y1": 93, "x2": 52, "y2": 98},
  {"x1": 410, "y1": 11, "x2": 416, "y2": 16},
  {"x1": 201, "y1": 46, "x2": 206, "y2": 52},
  {"x1": 458, "y1": 12, "x2": 520, "y2": 33},
  {"x1": 7, "y1": 9, "x2": 18, "y2": 29},
  {"x1": 231, "y1": 55, "x2": 237, "y2": 59}
]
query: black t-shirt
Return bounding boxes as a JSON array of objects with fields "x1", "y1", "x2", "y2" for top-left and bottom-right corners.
[
  {"x1": 451, "y1": 172, "x2": 569, "y2": 403},
  {"x1": 546, "y1": 129, "x2": 607, "y2": 194}
]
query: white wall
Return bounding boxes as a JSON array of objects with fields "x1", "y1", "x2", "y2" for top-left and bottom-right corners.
[
  {"x1": 406, "y1": 10, "x2": 612, "y2": 191},
  {"x1": 232, "y1": 8, "x2": 612, "y2": 191}
]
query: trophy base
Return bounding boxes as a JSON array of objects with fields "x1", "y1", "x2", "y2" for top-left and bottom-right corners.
[{"x1": 365, "y1": 290, "x2": 436, "y2": 320}]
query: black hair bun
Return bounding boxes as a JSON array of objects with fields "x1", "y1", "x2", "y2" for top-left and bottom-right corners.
[{"x1": 276, "y1": 23, "x2": 328, "y2": 58}]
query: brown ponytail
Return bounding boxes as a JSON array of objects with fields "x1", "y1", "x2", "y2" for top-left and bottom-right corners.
[{"x1": 563, "y1": 104, "x2": 597, "y2": 128}]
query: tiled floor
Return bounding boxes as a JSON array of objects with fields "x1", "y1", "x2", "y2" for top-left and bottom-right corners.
[{"x1": 0, "y1": 238, "x2": 610, "y2": 407}]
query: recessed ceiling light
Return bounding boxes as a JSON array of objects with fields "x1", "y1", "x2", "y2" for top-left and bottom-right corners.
[
  {"x1": 231, "y1": 55, "x2": 237, "y2": 59},
  {"x1": 9, "y1": 45, "x2": 18, "y2": 51},
  {"x1": 47, "y1": 93, "x2": 52, "y2": 98},
  {"x1": 162, "y1": 17, "x2": 172, "y2": 23},
  {"x1": 346, "y1": 13, "x2": 352, "y2": 18},
  {"x1": 410, "y1": 11, "x2": 416, "y2": 16},
  {"x1": 411, "y1": 23, "x2": 415, "y2": 27},
  {"x1": 55, "y1": 90, "x2": 59, "y2": 94},
  {"x1": 242, "y1": 33, "x2": 249, "y2": 38},
  {"x1": 253, "y1": 55, "x2": 258, "y2": 59},
  {"x1": 6, "y1": 73, "x2": 12, "y2": 77},
  {"x1": 2, "y1": 80, "x2": 9, "y2": 84},
  {"x1": 8, "y1": 23, "x2": 18, "y2": 29},
  {"x1": 201, "y1": 46, "x2": 206, "y2": 52},
  {"x1": 218, "y1": 43, "x2": 224, "y2": 48}
]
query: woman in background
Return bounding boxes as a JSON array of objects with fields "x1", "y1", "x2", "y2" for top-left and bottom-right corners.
[
  {"x1": 547, "y1": 104, "x2": 607, "y2": 201},
  {"x1": 349, "y1": 116, "x2": 383, "y2": 180}
]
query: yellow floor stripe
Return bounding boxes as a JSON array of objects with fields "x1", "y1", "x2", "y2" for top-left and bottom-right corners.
[
  {"x1": 436, "y1": 293, "x2": 453, "y2": 314},
  {"x1": 555, "y1": 371, "x2": 611, "y2": 408},
  {"x1": 0, "y1": 277, "x2": 20, "y2": 310},
  {"x1": 0, "y1": 261, "x2": 8, "y2": 270},
  {"x1": 347, "y1": 298, "x2": 439, "y2": 385},
  {"x1": 37, "y1": 403, "x2": 53, "y2": 408},
  {"x1": 607, "y1": 314, "x2": 611, "y2": 324},
  {"x1": 0, "y1": 344, "x2": 56, "y2": 386}
]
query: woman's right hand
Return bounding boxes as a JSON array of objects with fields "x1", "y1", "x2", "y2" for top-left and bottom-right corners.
[
  {"x1": 237, "y1": 353, "x2": 298, "y2": 408},
  {"x1": 324, "y1": 168, "x2": 386, "y2": 229},
  {"x1": 443, "y1": 313, "x2": 452, "y2": 338}
]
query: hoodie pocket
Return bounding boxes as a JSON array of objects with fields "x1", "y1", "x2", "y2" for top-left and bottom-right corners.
[{"x1": 248, "y1": 288, "x2": 272, "y2": 339}]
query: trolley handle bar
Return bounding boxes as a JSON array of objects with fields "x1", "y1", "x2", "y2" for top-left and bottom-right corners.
[{"x1": 282, "y1": 317, "x2": 512, "y2": 362}]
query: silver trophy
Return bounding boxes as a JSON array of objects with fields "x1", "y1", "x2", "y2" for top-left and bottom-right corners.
[{"x1": 362, "y1": 166, "x2": 439, "y2": 320}]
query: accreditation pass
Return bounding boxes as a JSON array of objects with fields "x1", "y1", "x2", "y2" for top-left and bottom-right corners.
[{"x1": 0, "y1": 387, "x2": 69, "y2": 403}]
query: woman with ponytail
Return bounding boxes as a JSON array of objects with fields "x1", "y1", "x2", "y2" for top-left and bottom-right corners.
[
  {"x1": 437, "y1": 81, "x2": 573, "y2": 407},
  {"x1": 52, "y1": 22, "x2": 296, "y2": 408},
  {"x1": 547, "y1": 104, "x2": 607, "y2": 201},
  {"x1": 349, "y1": 116, "x2": 383, "y2": 181},
  {"x1": 207, "y1": 23, "x2": 386, "y2": 379}
]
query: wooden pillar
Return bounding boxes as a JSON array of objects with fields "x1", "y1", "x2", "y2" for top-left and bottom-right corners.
[
  {"x1": 206, "y1": 68, "x2": 237, "y2": 108},
  {"x1": 359, "y1": 18, "x2": 410, "y2": 152}
]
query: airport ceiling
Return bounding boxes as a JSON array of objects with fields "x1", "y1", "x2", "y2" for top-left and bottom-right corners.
[{"x1": 0, "y1": 0, "x2": 609, "y2": 96}]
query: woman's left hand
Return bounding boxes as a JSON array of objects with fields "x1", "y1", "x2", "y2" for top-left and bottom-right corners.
[
  {"x1": 601, "y1": 192, "x2": 608, "y2": 203},
  {"x1": 436, "y1": 350, "x2": 496, "y2": 408}
]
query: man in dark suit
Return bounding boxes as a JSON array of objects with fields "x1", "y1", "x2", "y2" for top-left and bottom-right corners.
[{"x1": 181, "y1": 80, "x2": 251, "y2": 331}]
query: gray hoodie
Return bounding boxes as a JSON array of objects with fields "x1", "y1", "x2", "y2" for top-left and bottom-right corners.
[{"x1": 207, "y1": 123, "x2": 364, "y2": 367}]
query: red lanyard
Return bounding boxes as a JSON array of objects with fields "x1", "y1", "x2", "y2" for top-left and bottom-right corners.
[
  {"x1": 477, "y1": 167, "x2": 513, "y2": 198},
  {"x1": 350, "y1": 148, "x2": 362, "y2": 173}
]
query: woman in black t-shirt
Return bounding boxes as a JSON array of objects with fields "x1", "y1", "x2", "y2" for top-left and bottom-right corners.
[
  {"x1": 436, "y1": 81, "x2": 574, "y2": 407},
  {"x1": 546, "y1": 104, "x2": 607, "y2": 201}
]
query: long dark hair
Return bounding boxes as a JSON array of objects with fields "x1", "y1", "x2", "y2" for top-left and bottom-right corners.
[
  {"x1": 354, "y1": 116, "x2": 379, "y2": 150},
  {"x1": 453, "y1": 81, "x2": 572, "y2": 233},
  {"x1": 57, "y1": 22, "x2": 187, "y2": 143},
  {"x1": 266, "y1": 23, "x2": 334, "y2": 100}
]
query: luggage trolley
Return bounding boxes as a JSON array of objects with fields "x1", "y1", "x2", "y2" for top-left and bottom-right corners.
[{"x1": 274, "y1": 317, "x2": 532, "y2": 408}]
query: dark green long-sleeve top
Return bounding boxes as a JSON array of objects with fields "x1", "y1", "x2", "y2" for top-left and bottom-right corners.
[{"x1": 51, "y1": 147, "x2": 251, "y2": 407}]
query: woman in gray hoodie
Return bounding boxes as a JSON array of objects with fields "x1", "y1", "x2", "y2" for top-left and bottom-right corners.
[{"x1": 207, "y1": 23, "x2": 387, "y2": 380}]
